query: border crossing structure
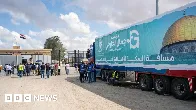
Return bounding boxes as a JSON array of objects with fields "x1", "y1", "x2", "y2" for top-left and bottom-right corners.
[{"x1": 0, "y1": 46, "x2": 52, "y2": 65}]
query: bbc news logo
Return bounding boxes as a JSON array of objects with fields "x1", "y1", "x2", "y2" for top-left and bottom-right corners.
[{"x1": 5, "y1": 94, "x2": 57, "y2": 102}]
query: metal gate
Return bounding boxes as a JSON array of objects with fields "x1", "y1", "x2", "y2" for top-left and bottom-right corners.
[{"x1": 66, "y1": 50, "x2": 87, "y2": 67}]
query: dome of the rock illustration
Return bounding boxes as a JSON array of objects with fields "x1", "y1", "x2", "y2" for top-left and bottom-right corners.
[{"x1": 160, "y1": 15, "x2": 196, "y2": 54}]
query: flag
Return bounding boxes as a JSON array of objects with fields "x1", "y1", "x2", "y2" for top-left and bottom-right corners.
[
  {"x1": 20, "y1": 34, "x2": 24, "y2": 38},
  {"x1": 20, "y1": 34, "x2": 26, "y2": 39},
  {"x1": 23, "y1": 36, "x2": 26, "y2": 39}
]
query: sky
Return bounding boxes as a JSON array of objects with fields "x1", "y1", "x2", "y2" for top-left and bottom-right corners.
[{"x1": 0, "y1": 0, "x2": 195, "y2": 51}]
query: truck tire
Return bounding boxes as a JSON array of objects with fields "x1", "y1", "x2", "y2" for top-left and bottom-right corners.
[
  {"x1": 108, "y1": 78, "x2": 115, "y2": 86},
  {"x1": 171, "y1": 78, "x2": 193, "y2": 100},
  {"x1": 154, "y1": 76, "x2": 170, "y2": 95},
  {"x1": 100, "y1": 69, "x2": 104, "y2": 81},
  {"x1": 139, "y1": 74, "x2": 153, "y2": 91},
  {"x1": 107, "y1": 70, "x2": 113, "y2": 82},
  {"x1": 100, "y1": 70, "x2": 106, "y2": 81}
]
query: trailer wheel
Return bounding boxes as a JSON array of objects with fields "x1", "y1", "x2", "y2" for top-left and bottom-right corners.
[
  {"x1": 108, "y1": 78, "x2": 116, "y2": 86},
  {"x1": 100, "y1": 69, "x2": 103, "y2": 80},
  {"x1": 100, "y1": 69, "x2": 104, "y2": 81},
  {"x1": 171, "y1": 78, "x2": 193, "y2": 100},
  {"x1": 139, "y1": 74, "x2": 153, "y2": 91},
  {"x1": 101, "y1": 70, "x2": 106, "y2": 81},
  {"x1": 106, "y1": 70, "x2": 112, "y2": 82},
  {"x1": 154, "y1": 76, "x2": 170, "y2": 95}
]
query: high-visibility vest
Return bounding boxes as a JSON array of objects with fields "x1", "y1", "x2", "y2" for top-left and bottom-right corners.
[
  {"x1": 116, "y1": 73, "x2": 118, "y2": 78},
  {"x1": 19, "y1": 65, "x2": 24, "y2": 71},
  {"x1": 112, "y1": 71, "x2": 116, "y2": 78},
  {"x1": 112, "y1": 71, "x2": 118, "y2": 78}
]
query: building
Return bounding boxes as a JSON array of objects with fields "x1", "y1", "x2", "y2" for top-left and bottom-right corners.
[
  {"x1": 0, "y1": 49, "x2": 52, "y2": 66},
  {"x1": 0, "y1": 55, "x2": 22, "y2": 66}
]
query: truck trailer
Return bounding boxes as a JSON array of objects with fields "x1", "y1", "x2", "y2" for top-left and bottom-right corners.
[{"x1": 91, "y1": 2, "x2": 196, "y2": 100}]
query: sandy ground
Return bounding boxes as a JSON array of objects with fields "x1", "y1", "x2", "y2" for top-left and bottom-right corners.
[{"x1": 0, "y1": 67, "x2": 195, "y2": 110}]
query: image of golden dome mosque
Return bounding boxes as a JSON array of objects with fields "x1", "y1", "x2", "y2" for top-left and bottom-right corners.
[{"x1": 160, "y1": 10, "x2": 196, "y2": 54}]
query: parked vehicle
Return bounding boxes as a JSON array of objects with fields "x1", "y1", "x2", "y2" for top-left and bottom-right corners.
[{"x1": 88, "y1": 2, "x2": 196, "y2": 100}]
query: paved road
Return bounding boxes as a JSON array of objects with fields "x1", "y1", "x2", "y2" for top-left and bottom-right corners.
[{"x1": 0, "y1": 67, "x2": 195, "y2": 110}]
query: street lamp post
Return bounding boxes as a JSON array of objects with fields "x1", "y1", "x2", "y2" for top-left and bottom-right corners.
[
  {"x1": 59, "y1": 49, "x2": 61, "y2": 66},
  {"x1": 13, "y1": 36, "x2": 18, "y2": 65},
  {"x1": 156, "y1": 0, "x2": 159, "y2": 15}
]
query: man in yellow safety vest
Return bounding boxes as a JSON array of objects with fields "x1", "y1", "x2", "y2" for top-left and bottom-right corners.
[
  {"x1": 18, "y1": 63, "x2": 24, "y2": 77},
  {"x1": 109, "y1": 71, "x2": 119, "y2": 85},
  {"x1": 112, "y1": 71, "x2": 119, "y2": 79}
]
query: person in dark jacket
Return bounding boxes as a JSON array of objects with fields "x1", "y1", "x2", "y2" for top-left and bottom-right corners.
[
  {"x1": 46, "y1": 63, "x2": 50, "y2": 78},
  {"x1": 4, "y1": 64, "x2": 7, "y2": 72},
  {"x1": 40, "y1": 62, "x2": 45, "y2": 79},
  {"x1": 50, "y1": 64, "x2": 54, "y2": 76},
  {"x1": 92, "y1": 62, "x2": 96, "y2": 82},
  {"x1": 11, "y1": 65, "x2": 15, "y2": 75},
  {"x1": 31, "y1": 63, "x2": 36, "y2": 75},
  {"x1": 83, "y1": 63, "x2": 88, "y2": 81},
  {"x1": 26, "y1": 63, "x2": 30, "y2": 76},
  {"x1": 38, "y1": 64, "x2": 41, "y2": 75},
  {"x1": 16, "y1": 64, "x2": 19, "y2": 76},
  {"x1": 87, "y1": 62, "x2": 93, "y2": 83}
]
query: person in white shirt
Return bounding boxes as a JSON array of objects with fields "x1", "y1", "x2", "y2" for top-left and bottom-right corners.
[
  {"x1": 5, "y1": 64, "x2": 8, "y2": 72},
  {"x1": 7, "y1": 64, "x2": 12, "y2": 76},
  {"x1": 65, "y1": 63, "x2": 70, "y2": 75}
]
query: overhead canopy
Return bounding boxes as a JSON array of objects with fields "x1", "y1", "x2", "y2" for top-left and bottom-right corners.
[{"x1": 0, "y1": 49, "x2": 52, "y2": 55}]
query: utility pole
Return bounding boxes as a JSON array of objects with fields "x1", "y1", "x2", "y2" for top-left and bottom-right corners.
[
  {"x1": 74, "y1": 50, "x2": 76, "y2": 64},
  {"x1": 51, "y1": 55, "x2": 52, "y2": 64},
  {"x1": 38, "y1": 54, "x2": 39, "y2": 62},
  {"x1": 16, "y1": 55, "x2": 18, "y2": 65},
  {"x1": 156, "y1": 0, "x2": 159, "y2": 15},
  {"x1": 78, "y1": 50, "x2": 79, "y2": 64},
  {"x1": 59, "y1": 50, "x2": 61, "y2": 66}
]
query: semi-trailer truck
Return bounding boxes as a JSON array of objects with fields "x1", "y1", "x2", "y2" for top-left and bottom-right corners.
[{"x1": 88, "y1": 2, "x2": 196, "y2": 100}]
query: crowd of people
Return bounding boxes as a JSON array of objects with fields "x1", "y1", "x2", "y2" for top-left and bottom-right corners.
[
  {"x1": 77, "y1": 61, "x2": 96, "y2": 83},
  {"x1": 0, "y1": 64, "x2": 15, "y2": 76},
  {"x1": 1, "y1": 62, "x2": 62, "y2": 79},
  {"x1": 0, "y1": 61, "x2": 98, "y2": 83}
]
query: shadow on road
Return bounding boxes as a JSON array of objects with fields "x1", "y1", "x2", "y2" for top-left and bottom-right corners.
[
  {"x1": 66, "y1": 76, "x2": 196, "y2": 110},
  {"x1": 33, "y1": 77, "x2": 42, "y2": 79},
  {"x1": 11, "y1": 76, "x2": 19, "y2": 78}
]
